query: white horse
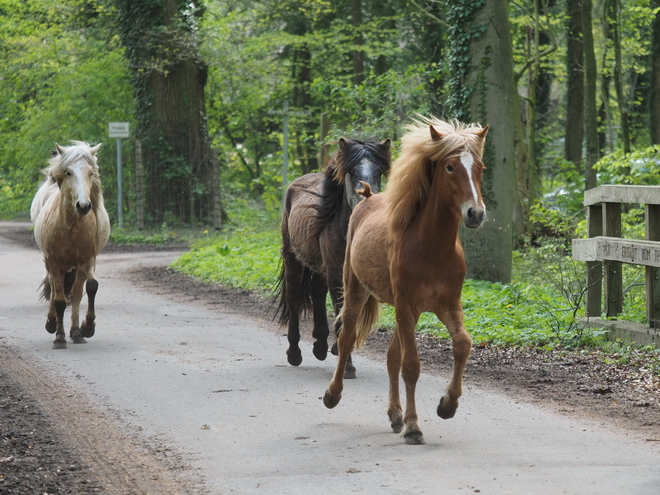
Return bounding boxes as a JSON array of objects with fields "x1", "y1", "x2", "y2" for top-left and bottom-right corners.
[{"x1": 31, "y1": 142, "x2": 110, "y2": 349}]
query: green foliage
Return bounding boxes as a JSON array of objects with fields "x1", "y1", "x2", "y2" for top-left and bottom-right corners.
[
  {"x1": 594, "y1": 145, "x2": 660, "y2": 185},
  {"x1": 0, "y1": 0, "x2": 133, "y2": 220},
  {"x1": 172, "y1": 229, "x2": 281, "y2": 293}
]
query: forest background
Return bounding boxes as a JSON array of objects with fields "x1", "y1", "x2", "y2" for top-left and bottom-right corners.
[{"x1": 2, "y1": 0, "x2": 660, "y2": 346}]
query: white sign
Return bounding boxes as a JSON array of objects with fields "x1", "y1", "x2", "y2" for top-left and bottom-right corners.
[{"x1": 108, "y1": 122, "x2": 129, "y2": 138}]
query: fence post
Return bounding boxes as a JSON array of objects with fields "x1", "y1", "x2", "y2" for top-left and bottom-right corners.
[
  {"x1": 586, "y1": 204, "x2": 603, "y2": 317},
  {"x1": 603, "y1": 202, "x2": 622, "y2": 317},
  {"x1": 647, "y1": 204, "x2": 660, "y2": 327}
]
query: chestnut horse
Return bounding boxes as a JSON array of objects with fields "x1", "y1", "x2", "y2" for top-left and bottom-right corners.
[
  {"x1": 323, "y1": 118, "x2": 488, "y2": 444},
  {"x1": 31, "y1": 142, "x2": 110, "y2": 349},
  {"x1": 276, "y1": 138, "x2": 391, "y2": 378}
]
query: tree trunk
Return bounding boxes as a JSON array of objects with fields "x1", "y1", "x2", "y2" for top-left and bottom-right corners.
[
  {"x1": 583, "y1": 0, "x2": 599, "y2": 189},
  {"x1": 608, "y1": 0, "x2": 631, "y2": 154},
  {"x1": 288, "y1": 18, "x2": 318, "y2": 175},
  {"x1": 459, "y1": 0, "x2": 517, "y2": 284},
  {"x1": 651, "y1": 0, "x2": 660, "y2": 144},
  {"x1": 114, "y1": 0, "x2": 214, "y2": 225},
  {"x1": 565, "y1": 0, "x2": 584, "y2": 169},
  {"x1": 352, "y1": 0, "x2": 364, "y2": 86}
]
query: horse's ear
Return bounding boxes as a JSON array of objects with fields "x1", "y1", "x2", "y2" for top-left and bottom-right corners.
[
  {"x1": 382, "y1": 138, "x2": 392, "y2": 149},
  {"x1": 90, "y1": 143, "x2": 102, "y2": 155},
  {"x1": 338, "y1": 138, "x2": 347, "y2": 152},
  {"x1": 429, "y1": 125, "x2": 444, "y2": 141},
  {"x1": 55, "y1": 144, "x2": 65, "y2": 155},
  {"x1": 476, "y1": 125, "x2": 489, "y2": 140}
]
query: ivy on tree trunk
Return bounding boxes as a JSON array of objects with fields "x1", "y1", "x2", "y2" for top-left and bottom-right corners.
[{"x1": 114, "y1": 0, "x2": 214, "y2": 225}]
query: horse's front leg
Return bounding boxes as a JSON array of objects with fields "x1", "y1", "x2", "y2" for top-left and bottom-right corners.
[
  {"x1": 46, "y1": 269, "x2": 67, "y2": 349},
  {"x1": 435, "y1": 306, "x2": 472, "y2": 420},
  {"x1": 69, "y1": 270, "x2": 87, "y2": 343},
  {"x1": 310, "y1": 273, "x2": 329, "y2": 361},
  {"x1": 386, "y1": 330, "x2": 404, "y2": 433},
  {"x1": 395, "y1": 307, "x2": 424, "y2": 444},
  {"x1": 323, "y1": 278, "x2": 368, "y2": 409},
  {"x1": 80, "y1": 276, "x2": 98, "y2": 338},
  {"x1": 328, "y1": 274, "x2": 356, "y2": 379}
]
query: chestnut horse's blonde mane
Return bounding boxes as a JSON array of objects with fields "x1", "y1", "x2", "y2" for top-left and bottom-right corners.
[{"x1": 385, "y1": 117, "x2": 486, "y2": 235}]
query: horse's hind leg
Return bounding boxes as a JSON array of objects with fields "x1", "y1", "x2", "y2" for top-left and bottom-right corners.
[
  {"x1": 283, "y1": 256, "x2": 304, "y2": 366},
  {"x1": 81, "y1": 277, "x2": 99, "y2": 338},
  {"x1": 311, "y1": 273, "x2": 329, "y2": 361}
]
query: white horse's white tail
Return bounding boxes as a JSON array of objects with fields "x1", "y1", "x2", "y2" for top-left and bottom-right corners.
[{"x1": 30, "y1": 176, "x2": 57, "y2": 224}]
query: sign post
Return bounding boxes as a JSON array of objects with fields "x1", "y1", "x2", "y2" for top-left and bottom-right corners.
[
  {"x1": 267, "y1": 102, "x2": 311, "y2": 205},
  {"x1": 108, "y1": 122, "x2": 129, "y2": 228}
]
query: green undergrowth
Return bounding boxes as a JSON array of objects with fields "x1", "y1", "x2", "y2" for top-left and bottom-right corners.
[
  {"x1": 171, "y1": 222, "x2": 601, "y2": 349},
  {"x1": 169, "y1": 205, "x2": 657, "y2": 367}
]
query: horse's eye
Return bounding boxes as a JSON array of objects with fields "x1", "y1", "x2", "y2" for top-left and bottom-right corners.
[
  {"x1": 65, "y1": 171, "x2": 72, "y2": 176},
  {"x1": 446, "y1": 165, "x2": 454, "y2": 173}
]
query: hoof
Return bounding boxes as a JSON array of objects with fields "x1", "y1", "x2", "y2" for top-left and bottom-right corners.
[
  {"x1": 343, "y1": 362, "x2": 356, "y2": 380},
  {"x1": 52, "y1": 340, "x2": 67, "y2": 350},
  {"x1": 71, "y1": 336, "x2": 87, "y2": 344},
  {"x1": 437, "y1": 395, "x2": 458, "y2": 419},
  {"x1": 330, "y1": 342, "x2": 338, "y2": 356},
  {"x1": 403, "y1": 427, "x2": 425, "y2": 445},
  {"x1": 388, "y1": 411, "x2": 404, "y2": 433},
  {"x1": 80, "y1": 320, "x2": 95, "y2": 338},
  {"x1": 45, "y1": 318, "x2": 57, "y2": 334},
  {"x1": 287, "y1": 349, "x2": 302, "y2": 367},
  {"x1": 323, "y1": 390, "x2": 341, "y2": 409},
  {"x1": 313, "y1": 341, "x2": 328, "y2": 361}
]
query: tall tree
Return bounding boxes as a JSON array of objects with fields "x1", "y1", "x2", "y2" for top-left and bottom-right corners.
[
  {"x1": 565, "y1": 0, "x2": 584, "y2": 169},
  {"x1": 582, "y1": 0, "x2": 599, "y2": 188},
  {"x1": 352, "y1": 0, "x2": 364, "y2": 86},
  {"x1": 447, "y1": 0, "x2": 517, "y2": 284},
  {"x1": 114, "y1": 0, "x2": 214, "y2": 224}
]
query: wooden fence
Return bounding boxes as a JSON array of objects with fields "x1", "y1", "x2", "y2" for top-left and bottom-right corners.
[{"x1": 572, "y1": 185, "x2": 660, "y2": 347}]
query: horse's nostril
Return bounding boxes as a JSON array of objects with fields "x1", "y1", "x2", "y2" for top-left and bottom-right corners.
[{"x1": 76, "y1": 202, "x2": 91, "y2": 215}]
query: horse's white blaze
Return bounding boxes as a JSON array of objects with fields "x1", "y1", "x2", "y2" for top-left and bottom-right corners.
[
  {"x1": 71, "y1": 161, "x2": 92, "y2": 207},
  {"x1": 345, "y1": 158, "x2": 376, "y2": 210},
  {"x1": 460, "y1": 152, "x2": 479, "y2": 205}
]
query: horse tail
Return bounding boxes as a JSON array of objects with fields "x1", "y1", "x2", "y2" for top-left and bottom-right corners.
[
  {"x1": 273, "y1": 199, "x2": 314, "y2": 325},
  {"x1": 273, "y1": 258, "x2": 314, "y2": 325},
  {"x1": 39, "y1": 269, "x2": 76, "y2": 304},
  {"x1": 354, "y1": 295, "x2": 381, "y2": 349}
]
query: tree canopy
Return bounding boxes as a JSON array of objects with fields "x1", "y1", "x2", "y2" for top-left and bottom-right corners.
[{"x1": 1, "y1": 0, "x2": 660, "y2": 281}]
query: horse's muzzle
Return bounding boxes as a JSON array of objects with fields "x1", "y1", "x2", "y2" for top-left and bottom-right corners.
[
  {"x1": 76, "y1": 202, "x2": 92, "y2": 215},
  {"x1": 463, "y1": 205, "x2": 485, "y2": 228}
]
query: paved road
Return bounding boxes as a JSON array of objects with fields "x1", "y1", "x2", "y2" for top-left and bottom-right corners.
[{"x1": 1, "y1": 222, "x2": 659, "y2": 494}]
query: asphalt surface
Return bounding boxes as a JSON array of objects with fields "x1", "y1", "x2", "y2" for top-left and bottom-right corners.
[{"x1": 1, "y1": 221, "x2": 659, "y2": 494}]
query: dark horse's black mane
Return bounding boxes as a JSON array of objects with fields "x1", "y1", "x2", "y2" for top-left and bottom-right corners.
[{"x1": 314, "y1": 138, "x2": 391, "y2": 230}]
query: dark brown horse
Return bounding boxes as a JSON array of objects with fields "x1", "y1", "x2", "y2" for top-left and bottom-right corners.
[
  {"x1": 323, "y1": 118, "x2": 488, "y2": 444},
  {"x1": 276, "y1": 138, "x2": 391, "y2": 378}
]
